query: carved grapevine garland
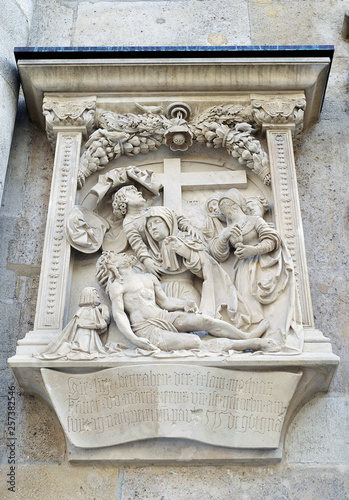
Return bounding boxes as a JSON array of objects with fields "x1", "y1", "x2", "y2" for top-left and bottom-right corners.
[{"x1": 77, "y1": 104, "x2": 273, "y2": 188}]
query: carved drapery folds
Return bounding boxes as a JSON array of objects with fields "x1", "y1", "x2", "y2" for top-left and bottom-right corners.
[{"x1": 43, "y1": 96, "x2": 97, "y2": 148}]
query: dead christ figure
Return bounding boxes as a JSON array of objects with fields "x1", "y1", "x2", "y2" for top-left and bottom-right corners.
[{"x1": 96, "y1": 251, "x2": 280, "y2": 353}]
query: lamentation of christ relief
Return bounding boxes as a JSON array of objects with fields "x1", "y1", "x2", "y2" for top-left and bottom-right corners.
[
  {"x1": 61, "y1": 164, "x2": 303, "y2": 356},
  {"x1": 95, "y1": 251, "x2": 276, "y2": 353}
]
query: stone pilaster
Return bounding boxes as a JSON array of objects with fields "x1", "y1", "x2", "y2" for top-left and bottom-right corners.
[
  {"x1": 252, "y1": 94, "x2": 314, "y2": 329},
  {"x1": 43, "y1": 96, "x2": 96, "y2": 149},
  {"x1": 20, "y1": 97, "x2": 97, "y2": 345}
]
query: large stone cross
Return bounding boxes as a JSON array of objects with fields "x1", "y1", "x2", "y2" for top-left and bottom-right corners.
[{"x1": 156, "y1": 158, "x2": 247, "y2": 212}]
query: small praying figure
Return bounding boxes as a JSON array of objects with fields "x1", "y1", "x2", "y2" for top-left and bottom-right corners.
[{"x1": 37, "y1": 287, "x2": 110, "y2": 360}]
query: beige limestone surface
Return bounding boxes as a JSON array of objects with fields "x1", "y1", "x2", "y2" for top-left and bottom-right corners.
[
  {"x1": 9, "y1": 56, "x2": 338, "y2": 462},
  {"x1": 0, "y1": 0, "x2": 34, "y2": 203},
  {"x1": 42, "y1": 366, "x2": 302, "y2": 449},
  {"x1": 1, "y1": 0, "x2": 349, "y2": 497}
]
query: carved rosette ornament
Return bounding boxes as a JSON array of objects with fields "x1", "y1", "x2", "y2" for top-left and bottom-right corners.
[
  {"x1": 43, "y1": 96, "x2": 97, "y2": 148},
  {"x1": 164, "y1": 119, "x2": 194, "y2": 151},
  {"x1": 77, "y1": 102, "x2": 271, "y2": 188}
]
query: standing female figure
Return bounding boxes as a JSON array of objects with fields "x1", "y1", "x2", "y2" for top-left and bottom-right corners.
[{"x1": 209, "y1": 189, "x2": 303, "y2": 353}]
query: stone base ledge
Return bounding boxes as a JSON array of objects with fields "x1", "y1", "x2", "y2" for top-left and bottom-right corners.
[{"x1": 8, "y1": 351, "x2": 339, "y2": 464}]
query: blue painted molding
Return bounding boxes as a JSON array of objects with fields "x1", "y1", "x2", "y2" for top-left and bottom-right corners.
[{"x1": 14, "y1": 45, "x2": 335, "y2": 61}]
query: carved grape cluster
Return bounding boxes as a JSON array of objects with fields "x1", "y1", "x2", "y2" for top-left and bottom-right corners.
[
  {"x1": 191, "y1": 121, "x2": 270, "y2": 184},
  {"x1": 77, "y1": 105, "x2": 271, "y2": 188}
]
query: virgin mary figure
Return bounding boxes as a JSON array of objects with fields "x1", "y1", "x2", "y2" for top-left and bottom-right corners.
[{"x1": 144, "y1": 206, "x2": 252, "y2": 328}]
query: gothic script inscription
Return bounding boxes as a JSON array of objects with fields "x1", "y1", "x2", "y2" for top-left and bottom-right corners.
[{"x1": 42, "y1": 366, "x2": 302, "y2": 449}]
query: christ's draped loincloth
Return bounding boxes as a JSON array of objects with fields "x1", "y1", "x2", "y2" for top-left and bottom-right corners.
[{"x1": 131, "y1": 310, "x2": 199, "y2": 351}]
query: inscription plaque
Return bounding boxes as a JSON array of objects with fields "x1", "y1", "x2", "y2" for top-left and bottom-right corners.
[{"x1": 42, "y1": 365, "x2": 302, "y2": 449}]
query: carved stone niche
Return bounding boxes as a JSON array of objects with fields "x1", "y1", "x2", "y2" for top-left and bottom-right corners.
[{"x1": 9, "y1": 47, "x2": 339, "y2": 463}]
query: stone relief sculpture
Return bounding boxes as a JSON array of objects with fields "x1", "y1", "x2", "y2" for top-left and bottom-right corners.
[
  {"x1": 10, "y1": 59, "x2": 339, "y2": 462},
  {"x1": 95, "y1": 251, "x2": 278, "y2": 353},
  {"x1": 77, "y1": 105, "x2": 271, "y2": 188},
  {"x1": 245, "y1": 195, "x2": 270, "y2": 218},
  {"x1": 62, "y1": 165, "x2": 303, "y2": 356},
  {"x1": 209, "y1": 189, "x2": 303, "y2": 353},
  {"x1": 202, "y1": 192, "x2": 226, "y2": 242},
  {"x1": 113, "y1": 187, "x2": 260, "y2": 329},
  {"x1": 64, "y1": 206, "x2": 109, "y2": 253},
  {"x1": 37, "y1": 287, "x2": 110, "y2": 360},
  {"x1": 65, "y1": 165, "x2": 161, "y2": 254},
  {"x1": 113, "y1": 186, "x2": 200, "y2": 279}
]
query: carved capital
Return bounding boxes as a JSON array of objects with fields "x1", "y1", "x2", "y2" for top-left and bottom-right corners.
[
  {"x1": 43, "y1": 96, "x2": 97, "y2": 148},
  {"x1": 251, "y1": 94, "x2": 306, "y2": 137}
]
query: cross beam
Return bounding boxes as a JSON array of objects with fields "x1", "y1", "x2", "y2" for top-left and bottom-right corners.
[{"x1": 156, "y1": 159, "x2": 247, "y2": 211}]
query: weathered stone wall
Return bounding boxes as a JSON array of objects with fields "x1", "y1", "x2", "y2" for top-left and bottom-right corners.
[
  {"x1": 0, "y1": 0, "x2": 34, "y2": 203},
  {"x1": 1, "y1": 1, "x2": 348, "y2": 498}
]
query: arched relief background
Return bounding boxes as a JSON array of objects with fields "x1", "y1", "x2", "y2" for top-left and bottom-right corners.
[{"x1": 68, "y1": 150, "x2": 273, "y2": 326}]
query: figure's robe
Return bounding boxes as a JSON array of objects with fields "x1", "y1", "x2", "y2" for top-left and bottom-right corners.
[
  {"x1": 37, "y1": 305, "x2": 109, "y2": 360},
  {"x1": 210, "y1": 216, "x2": 303, "y2": 353}
]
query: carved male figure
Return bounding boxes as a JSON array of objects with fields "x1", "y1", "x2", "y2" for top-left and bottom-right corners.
[
  {"x1": 96, "y1": 251, "x2": 278, "y2": 353},
  {"x1": 38, "y1": 287, "x2": 110, "y2": 359}
]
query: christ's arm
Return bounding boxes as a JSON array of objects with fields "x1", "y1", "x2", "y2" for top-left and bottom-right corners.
[{"x1": 152, "y1": 276, "x2": 197, "y2": 313}]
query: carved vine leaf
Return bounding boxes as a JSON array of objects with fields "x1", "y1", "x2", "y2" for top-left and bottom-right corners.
[
  {"x1": 190, "y1": 121, "x2": 270, "y2": 185},
  {"x1": 77, "y1": 105, "x2": 271, "y2": 189},
  {"x1": 78, "y1": 110, "x2": 172, "y2": 189}
]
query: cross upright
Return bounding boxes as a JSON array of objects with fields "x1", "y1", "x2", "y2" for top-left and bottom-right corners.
[{"x1": 156, "y1": 158, "x2": 248, "y2": 212}]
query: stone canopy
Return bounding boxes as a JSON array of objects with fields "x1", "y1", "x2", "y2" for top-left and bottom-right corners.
[{"x1": 9, "y1": 46, "x2": 338, "y2": 464}]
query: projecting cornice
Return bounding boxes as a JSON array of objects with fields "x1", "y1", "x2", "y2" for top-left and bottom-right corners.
[{"x1": 16, "y1": 46, "x2": 333, "y2": 132}]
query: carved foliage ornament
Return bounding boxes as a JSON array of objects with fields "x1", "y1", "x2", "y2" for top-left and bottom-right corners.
[
  {"x1": 251, "y1": 95, "x2": 306, "y2": 139},
  {"x1": 43, "y1": 96, "x2": 97, "y2": 147},
  {"x1": 78, "y1": 102, "x2": 273, "y2": 188}
]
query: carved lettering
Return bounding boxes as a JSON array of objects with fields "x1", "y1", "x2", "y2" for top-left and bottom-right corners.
[{"x1": 42, "y1": 366, "x2": 302, "y2": 449}]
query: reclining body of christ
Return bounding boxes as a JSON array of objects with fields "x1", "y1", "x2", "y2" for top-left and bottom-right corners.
[{"x1": 96, "y1": 252, "x2": 280, "y2": 353}]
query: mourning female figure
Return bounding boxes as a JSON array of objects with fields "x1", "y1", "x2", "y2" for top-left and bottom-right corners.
[
  {"x1": 209, "y1": 189, "x2": 303, "y2": 353},
  {"x1": 143, "y1": 205, "x2": 253, "y2": 325},
  {"x1": 111, "y1": 186, "x2": 252, "y2": 326}
]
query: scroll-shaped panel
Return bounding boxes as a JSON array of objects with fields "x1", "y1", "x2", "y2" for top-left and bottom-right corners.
[{"x1": 42, "y1": 366, "x2": 301, "y2": 449}]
